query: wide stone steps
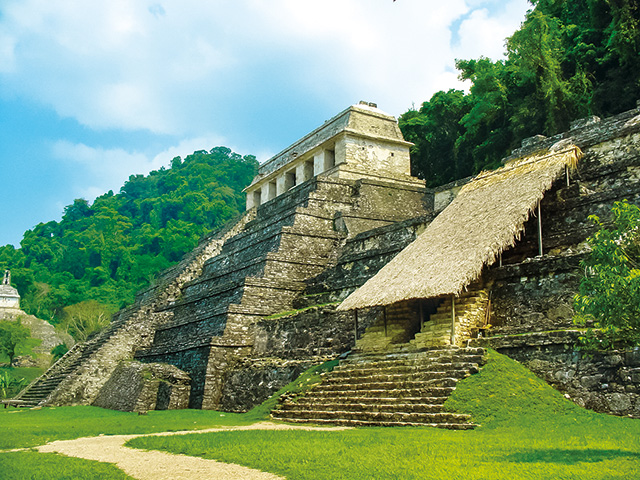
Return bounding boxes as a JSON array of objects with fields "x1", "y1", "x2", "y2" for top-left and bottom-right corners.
[
  {"x1": 278, "y1": 402, "x2": 446, "y2": 413},
  {"x1": 323, "y1": 369, "x2": 472, "y2": 384},
  {"x1": 14, "y1": 313, "x2": 132, "y2": 407},
  {"x1": 312, "y1": 378, "x2": 460, "y2": 391},
  {"x1": 330, "y1": 362, "x2": 480, "y2": 378},
  {"x1": 290, "y1": 395, "x2": 449, "y2": 406},
  {"x1": 342, "y1": 348, "x2": 485, "y2": 365},
  {"x1": 271, "y1": 417, "x2": 476, "y2": 429},
  {"x1": 304, "y1": 387, "x2": 455, "y2": 399},
  {"x1": 272, "y1": 346, "x2": 486, "y2": 428},
  {"x1": 339, "y1": 355, "x2": 486, "y2": 370},
  {"x1": 272, "y1": 409, "x2": 471, "y2": 425}
]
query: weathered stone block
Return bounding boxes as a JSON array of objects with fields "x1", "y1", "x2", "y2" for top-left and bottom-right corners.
[
  {"x1": 581, "y1": 374, "x2": 604, "y2": 390},
  {"x1": 607, "y1": 392, "x2": 632, "y2": 413},
  {"x1": 93, "y1": 361, "x2": 190, "y2": 412}
]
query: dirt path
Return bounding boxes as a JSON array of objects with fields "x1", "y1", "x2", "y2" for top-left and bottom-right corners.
[{"x1": 35, "y1": 422, "x2": 348, "y2": 480}]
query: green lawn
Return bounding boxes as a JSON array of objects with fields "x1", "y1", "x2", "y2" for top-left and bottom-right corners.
[
  {"x1": 0, "y1": 359, "x2": 336, "y2": 479},
  {"x1": 126, "y1": 351, "x2": 640, "y2": 480},
  {"x1": 1, "y1": 351, "x2": 639, "y2": 480},
  {"x1": 0, "y1": 451, "x2": 134, "y2": 480},
  {"x1": 0, "y1": 358, "x2": 336, "y2": 450},
  {"x1": 0, "y1": 406, "x2": 250, "y2": 450}
]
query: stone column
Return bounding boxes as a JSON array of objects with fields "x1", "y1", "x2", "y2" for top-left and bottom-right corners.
[
  {"x1": 314, "y1": 152, "x2": 324, "y2": 176},
  {"x1": 276, "y1": 174, "x2": 287, "y2": 196},
  {"x1": 296, "y1": 162, "x2": 306, "y2": 185}
]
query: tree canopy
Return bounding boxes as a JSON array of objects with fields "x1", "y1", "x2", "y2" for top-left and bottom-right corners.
[
  {"x1": 0, "y1": 147, "x2": 258, "y2": 328},
  {"x1": 401, "y1": 0, "x2": 640, "y2": 187}
]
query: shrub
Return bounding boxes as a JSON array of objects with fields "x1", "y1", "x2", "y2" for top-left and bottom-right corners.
[{"x1": 574, "y1": 200, "x2": 640, "y2": 350}]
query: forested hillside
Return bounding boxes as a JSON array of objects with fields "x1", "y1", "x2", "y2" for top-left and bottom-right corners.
[
  {"x1": 2, "y1": 0, "x2": 639, "y2": 337},
  {"x1": 0, "y1": 147, "x2": 258, "y2": 326},
  {"x1": 401, "y1": 0, "x2": 640, "y2": 186}
]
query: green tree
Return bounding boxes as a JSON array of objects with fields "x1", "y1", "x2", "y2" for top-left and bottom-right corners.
[
  {"x1": 455, "y1": 57, "x2": 514, "y2": 173},
  {"x1": 0, "y1": 319, "x2": 33, "y2": 364},
  {"x1": 574, "y1": 200, "x2": 640, "y2": 350},
  {"x1": 3, "y1": 147, "x2": 258, "y2": 324},
  {"x1": 399, "y1": 89, "x2": 472, "y2": 186},
  {"x1": 400, "y1": 0, "x2": 640, "y2": 187},
  {"x1": 59, "y1": 300, "x2": 115, "y2": 342}
]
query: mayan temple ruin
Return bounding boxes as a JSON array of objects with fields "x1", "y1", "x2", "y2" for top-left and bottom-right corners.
[{"x1": 15, "y1": 101, "x2": 640, "y2": 425}]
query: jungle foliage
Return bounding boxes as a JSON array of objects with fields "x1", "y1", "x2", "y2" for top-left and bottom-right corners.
[
  {"x1": 574, "y1": 200, "x2": 640, "y2": 350},
  {"x1": 0, "y1": 319, "x2": 37, "y2": 365},
  {"x1": 400, "y1": 0, "x2": 640, "y2": 186},
  {"x1": 0, "y1": 148, "x2": 258, "y2": 330}
]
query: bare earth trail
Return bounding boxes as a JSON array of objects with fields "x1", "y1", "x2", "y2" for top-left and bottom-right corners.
[{"x1": 35, "y1": 422, "x2": 350, "y2": 480}]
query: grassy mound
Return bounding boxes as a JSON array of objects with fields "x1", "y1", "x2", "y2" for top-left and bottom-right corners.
[{"x1": 445, "y1": 349, "x2": 593, "y2": 428}]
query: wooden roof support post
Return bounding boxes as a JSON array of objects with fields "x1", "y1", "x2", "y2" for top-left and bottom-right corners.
[
  {"x1": 383, "y1": 306, "x2": 388, "y2": 337},
  {"x1": 419, "y1": 300, "x2": 424, "y2": 331},
  {"x1": 354, "y1": 308, "x2": 359, "y2": 343},
  {"x1": 450, "y1": 295, "x2": 456, "y2": 346},
  {"x1": 537, "y1": 200, "x2": 543, "y2": 257}
]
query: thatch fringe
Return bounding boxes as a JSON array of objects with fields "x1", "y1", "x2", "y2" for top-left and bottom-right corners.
[{"x1": 337, "y1": 146, "x2": 582, "y2": 311}]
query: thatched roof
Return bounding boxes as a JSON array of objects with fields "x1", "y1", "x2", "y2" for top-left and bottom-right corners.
[{"x1": 337, "y1": 146, "x2": 582, "y2": 311}]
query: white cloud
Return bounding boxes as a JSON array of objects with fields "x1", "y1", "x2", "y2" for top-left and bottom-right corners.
[
  {"x1": 453, "y1": 0, "x2": 530, "y2": 61},
  {"x1": 51, "y1": 135, "x2": 226, "y2": 201},
  {"x1": 0, "y1": 0, "x2": 530, "y2": 137}
]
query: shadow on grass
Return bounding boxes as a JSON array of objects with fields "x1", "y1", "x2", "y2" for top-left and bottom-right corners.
[{"x1": 504, "y1": 448, "x2": 636, "y2": 465}]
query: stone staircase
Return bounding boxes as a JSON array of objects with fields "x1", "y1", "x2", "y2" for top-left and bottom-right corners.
[
  {"x1": 411, "y1": 288, "x2": 490, "y2": 349},
  {"x1": 13, "y1": 309, "x2": 134, "y2": 407},
  {"x1": 11, "y1": 211, "x2": 258, "y2": 409},
  {"x1": 272, "y1": 346, "x2": 486, "y2": 428},
  {"x1": 354, "y1": 302, "x2": 418, "y2": 352}
]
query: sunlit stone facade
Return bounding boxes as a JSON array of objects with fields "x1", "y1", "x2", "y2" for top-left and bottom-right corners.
[{"x1": 245, "y1": 102, "x2": 415, "y2": 209}]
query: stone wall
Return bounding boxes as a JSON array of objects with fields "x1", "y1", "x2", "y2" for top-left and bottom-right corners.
[
  {"x1": 467, "y1": 106, "x2": 640, "y2": 417},
  {"x1": 219, "y1": 306, "x2": 381, "y2": 412},
  {"x1": 220, "y1": 358, "x2": 317, "y2": 412},
  {"x1": 93, "y1": 361, "x2": 190, "y2": 412},
  {"x1": 135, "y1": 173, "x2": 429, "y2": 411},
  {"x1": 39, "y1": 209, "x2": 255, "y2": 408},
  {"x1": 485, "y1": 109, "x2": 640, "y2": 338},
  {"x1": 306, "y1": 215, "x2": 432, "y2": 303}
]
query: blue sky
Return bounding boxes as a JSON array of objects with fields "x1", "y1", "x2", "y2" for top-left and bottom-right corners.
[{"x1": 0, "y1": 0, "x2": 530, "y2": 247}]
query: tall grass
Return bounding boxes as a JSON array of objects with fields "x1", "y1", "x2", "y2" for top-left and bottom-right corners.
[{"x1": 0, "y1": 367, "x2": 44, "y2": 399}]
